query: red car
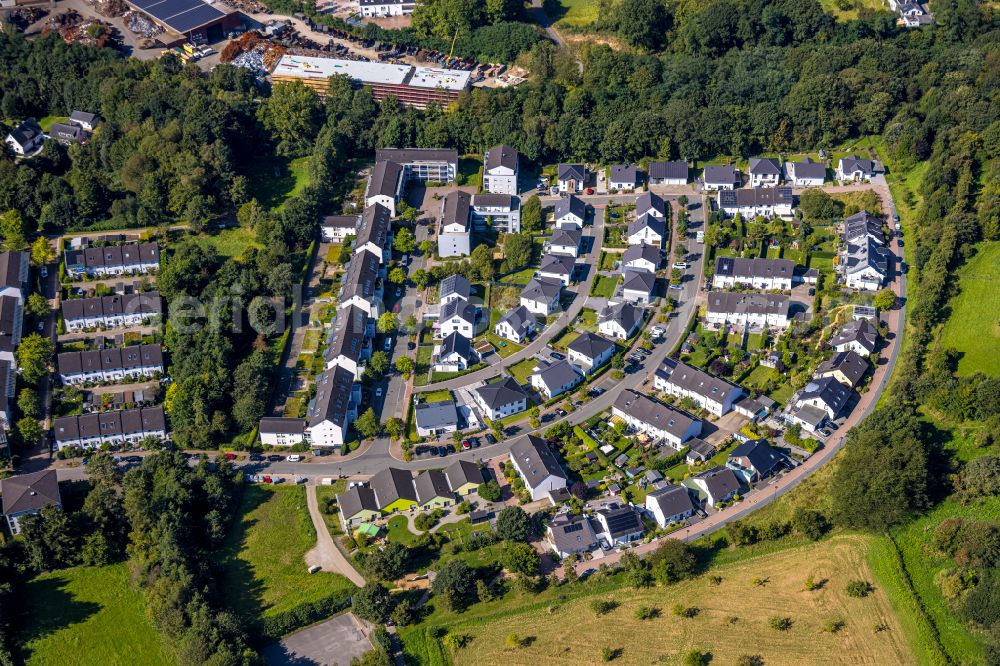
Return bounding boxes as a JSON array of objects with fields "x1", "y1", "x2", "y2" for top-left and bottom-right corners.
[
  {"x1": 585, "y1": 187, "x2": 594, "y2": 195},
  {"x1": 225, "y1": 452, "x2": 236, "y2": 461}
]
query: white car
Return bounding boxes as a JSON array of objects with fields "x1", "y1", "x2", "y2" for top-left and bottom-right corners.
[
  {"x1": 650, "y1": 326, "x2": 665, "y2": 338},
  {"x1": 674, "y1": 262, "x2": 688, "y2": 269},
  {"x1": 287, "y1": 454, "x2": 301, "y2": 462}
]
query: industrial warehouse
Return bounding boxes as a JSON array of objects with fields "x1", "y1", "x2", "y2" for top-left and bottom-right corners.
[
  {"x1": 123, "y1": 0, "x2": 241, "y2": 45},
  {"x1": 270, "y1": 55, "x2": 472, "y2": 108}
]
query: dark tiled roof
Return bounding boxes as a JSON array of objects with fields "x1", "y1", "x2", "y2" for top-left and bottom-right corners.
[
  {"x1": 484, "y1": 144, "x2": 518, "y2": 171},
  {"x1": 748, "y1": 157, "x2": 781, "y2": 176},
  {"x1": 326, "y1": 305, "x2": 368, "y2": 364},
  {"x1": 445, "y1": 459, "x2": 484, "y2": 490},
  {"x1": 655, "y1": 358, "x2": 743, "y2": 403},
  {"x1": 719, "y1": 187, "x2": 793, "y2": 209},
  {"x1": 357, "y1": 203, "x2": 392, "y2": 248},
  {"x1": 510, "y1": 434, "x2": 565, "y2": 488},
  {"x1": 375, "y1": 148, "x2": 458, "y2": 164},
  {"x1": 648, "y1": 161, "x2": 687, "y2": 180},
  {"x1": 414, "y1": 470, "x2": 452, "y2": 504},
  {"x1": 703, "y1": 164, "x2": 738, "y2": 184},
  {"x1": 259, "y1": 417, "x2": 306, "y2": 434},
  {"x1": 369, "y1": 160, "x2": 403, "y2": 199},
  {"x1": 714, "y1": 257, "x2": 795, "y2": 280},
  {"x1": 1, "y1": 470, "x2": 60, "y2": 516},
  {"x1": 557, "y1": 163, "x2": 585, "y2": 181},
  {"x1": 567, "y1": 331, "x2": 614, "y2": 359},
  {"x1": 475, "y1": 376, "x2": 528, "y2": 410},
  {"x1": 614, "y1": 390, "x2": 700, "y2": 440},
  {"x1": 440, "y1": 274, "x2": 471, "y2": 301},
  {"x1": 370, "y1": 467, "x2": 417, "y2": 508},
  {"x1": 307, "y1": 366, "x2": 356, "y2": 428},
  {"x1": 554, "y1": 194, "x2": 586, "y2": 222}
]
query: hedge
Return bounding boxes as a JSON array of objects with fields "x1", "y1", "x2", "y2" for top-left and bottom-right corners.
[{"x1": 258, "y1": 593, "x2": 352, "y2": 643}]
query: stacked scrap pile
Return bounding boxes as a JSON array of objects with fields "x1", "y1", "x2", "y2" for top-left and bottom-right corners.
[
  {"x1": 86, "y1": 0, "x2": 127, "y2": 18},
  {"x1": 124, "y1": 10, "x2": 162, "y2": 37},
  {"x1": 221, "y1": 32, "x2": 287, "y2": 74}
]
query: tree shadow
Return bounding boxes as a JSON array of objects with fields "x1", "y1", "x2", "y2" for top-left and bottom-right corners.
[{"x1": 17, "y1": 575, "x2": 102, "y2": 659}]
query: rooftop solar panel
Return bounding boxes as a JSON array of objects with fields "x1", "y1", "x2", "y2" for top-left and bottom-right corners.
[
  {"x1": 128, "y1": 0, "x2": 226, "y2": 32},
  {"x1": 165, "y1": 3, "x2": 225, "y2": 32}
]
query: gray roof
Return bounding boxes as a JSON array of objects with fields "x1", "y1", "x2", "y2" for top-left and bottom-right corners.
[
  {"x1": 510, "y1": 434, "x2": 566, "y2": 488},
  {"x1": 1, "y1": 470, "x2": 61, "y2": 517},
  {"x1": 597, "y1": 504, "x2": 644, "y2": 538},
  {"x1": 414, "y1": 400, "x2": 459, "y2": 431},
  {"x1": 548, "y1": 512, "x2": 599, "y2": 553},
  {"x1": 440, "y1": 331, "x2": 475, "y2": 362},
  {"x1": 729, "y1": 439, "x2": 784, "y2": 477},
  {"x1": 829, "y1": 318, "x2": 878, "y2": 353},
  {"x1": 539, "y1": 253, "x2": 576, "y2": 277},
  {"x1": 440, "y1": 297, "x2": 476, "y2": 325},
  {"x1": 414, "y1": 470, "x2": 453, "y2": 505},
  {"x1": 534, "y1": 359, "x2": 583, "y2": 392},
  {"x1": 441, "y1": 190, "x2": 471, "y2": 230},
  {"x1": 326, "y1": 304, "x2": 368, "y2": 364},
  {"x1": 840, "y1": 155, "x2": 874, "y2": 174},
  {"x1": 484, "y1": 144, "x2": 518, "y2": 171},
  {"x1": 341, "y1": 249, "x2": 382, "y2": 303},
  {"x1": 557, "y1": 163, "x2": 585, "y2": 181},
  {"x1": 567, "y1": 331, "x2": 615, "y2": 359},
  {"x1": 70, "y1": 110, "x2": 98, "y2": 126},
  {"x1": 375, "y1": 148, "x2": 458, "y2": 165},
  {"x1": 610, "y1": 164, "x2": 638, "y2": 184},
  {"x1": 475, "y1": 376, "x2": 529, "y2": 410},
  {"x1": 549, "y1": 227, "x2": 582, "y2": 249},
  {"x1": 370, "y1": 467, "x2": 417, "y2": 508},
  {"x1": 496, "y1": 305, "x2": 533, "y2": 337},
  {"x1": 58, "y1": 344, "x2": 161, "y2": 375},
  {"x1": 843, "y1": 236, "x2": 890, "y2": 277},
  {"x1": 0, "y1": 296, "x2": 18, "y2": 353},
  {"x1": 472, "y1": 193, "x2": 518, "y2": 209},
  {"x1": 748, "y1": 157, "x2": 781, "y2": 176},
  {"x1": 706, "y1": 291, "x2": 790, "y2": 318},
  {"x1": 816, "y1": 350, "x2": 869, "y2": 387},
  {"x1": 259, "y1": 417, "x2": 306, "y2": 434},
  {"x1": 798, "y1": 376, "x2": 852, "y2": 415},
  {"x1": 0, "y1": 251, "x2": 27, "y2": 291},
  {"x1": 690, "y1": 466, "x2": 743, "y2": 500},
  {"x1": 685, "y1": 437, "x2": 715, "y2": 461},
  {"x1": 339, "y1": 485, "x2": 379, "y2": 518},
  {"x1": 368, "y1": 160, "x2": 403, "y2": 199},
  {"x1": 307, "y1": 366, "x2": 356, "y2": 428},
  {"x1": 614, "y1": 389, "x2": 700, "y2": 440},
  {"x1": 714, "y1": 257, "x2": 795, "y2": 280},
  {"x1": 622, "y1": 270, "x2": 656, "y2": 294},
  {"x1": 788, "y1": 157, "x2": 826, "y2": 180},
  {"x1": 440, "y1": 274, "x2": 471, "y2": 301},
  {"x1": 6, "y1": 119, "x2": 42, "y2": 146},
  {"x1": 635, "y1": 191, "x2": 666, "y2": 218},
  {"x1": 703, "y1": 164, "x2": 739, "y2": 185},
  {"x1": 600, "y1": 301, "x2": 641, "y2": 332},
  {"x1": 623, "y1": 243, "x2": 660, "y2": 269},
  {"x1": 554, "y1": 194, "x2": 586, "y2": 222},
  {"x1": 445, "y1": 459, "x2": 484, "y2": 491},
  {"x1": 793, "y1": 404, "x2": 828, "y2": 427},
  {"x1": 655, "y1": 358, "x2": 743, "y2": 403},
  {"x1": 628, "y1": 213, "x2": 666, "y2": 239},
  {"x1": 322, "y1": 214, "x2": 359, "y2": 231},
  {"x1": 648, "y1": 161, "x2": 687, "y2": 180},
  {"x1": 719, "y1": 187, "x2": 793, "y2": 209},
  {"x1": 843, "y1": 210, "x2": 884, "y2": 243},
  {"x1": 647, "y1": 483, "x2": 694, "y2": 518},
  {"x1": 521, "y1": 277, "x2": 562, "y2": 303},
  {"x1": 357, "y1": 203, "x2": 392, "y2": 248},
  {"x1": 49, "y1": 122, "x2": 85, "y2": 143}
]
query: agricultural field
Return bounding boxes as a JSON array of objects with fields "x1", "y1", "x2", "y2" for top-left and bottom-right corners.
[
  {"x1": 431, "y1": 536, "x2": 918, "y2": 666},
  {"x1": 217, "y1": 485, "x2": 355, "y2": 620},
  {"x1": 19, "y1": 564, "x2": 172, "y2": 666},
  {"x1": 938, "y1": 241, "x2": 1000, "y2": 376}
]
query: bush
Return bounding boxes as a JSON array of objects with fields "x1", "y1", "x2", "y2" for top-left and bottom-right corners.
[
  {"x1": 769, "y1": 616, "x2": 793, "y2": 631},
  {"x1": 823, "y1": 618, "x2": 846, "y2": 633},
  {"x1": 735, "y1": 656, "x2": 764, "y2": 666},
  {"x1": 590, "y1": 599, "x2": 618, "y2": 616},
  {"x1": 601, "y1": 646, "x2": 621, "y2": 662},
  {"x1": 478, "y1": 479, "x2": 502, "y2": 502},
  {"x1": 845, "y1": 580, "x2": 874, "y2": 598},
  {"x1": 634, "y1": 605, "x2": 660, "y2": 620},
  {"x1": 260, "y1": 593, "x2": 351, "y2": 641},
  {"x1": 683, "y1": 649, "x2": 710, "y2": 666}
]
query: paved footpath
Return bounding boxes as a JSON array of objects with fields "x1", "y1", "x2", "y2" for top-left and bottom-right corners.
[{"x1": 304, "y1": 484, "x2": 365, "y2": 587}]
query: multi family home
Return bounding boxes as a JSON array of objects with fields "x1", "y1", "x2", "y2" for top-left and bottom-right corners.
[
  {"x1": 793, "y1": 376, "x2": 852, "y2": 423},
  {"x1": 705, "y1": 291, "x2": 790, "y2": 330},
  {"x1": 538, "y1": 253, "x2": 576, "y2": 286},
  {"x1": 598, "y1": 301, "x2": 642, "y2": 340},
  {"x1": 816, "y1": 349, "x2": 869, "y2": 389},
  {"x1": 63, "y1": 241, "x2": 160, "y2": 278},
  {"x1": 566, "y1": 332, "x2": 615, "y2": 374},
  {"x1": 727, "y1": 439, "x2": 785, "y2": 483},
  {"x1": 473, "y1": 376, "x2": 529, "y2": 420},
  {"x1": 338, "y1": 485, "x2": 381, "y2": 529},
  {"x1": 433, "y1": 332, "x2": 478, "y2": 372},
  {"x1": 438, "y1": 190, "x2": 472, "y2": 258},
  {"x1": 0, "y1": 251, "x2": 29, "y2": 302},
  {"x1": 648, "y1": 161, "x2": 688, "y2": 185},
  {"x1": 683, "y1": 466, "x2": 743, "y2": 508},
  {"x1": 645, "y1": 483, "x2": 696, "y2": 527},
  {"x1": 61, "y1": 292, "x2": 163, "y2": 332},
  {"x1": 414, "y1": 400, "x2": 460, "y2": 437},
  {"x1": 354, "y1": 203, "x2": 393, "y2": 262},
  {"x1": 325, "y1": 304, "x2": 372, "y2": 379},
  {"x1": 554, "y1": 195, "x2": 586, "y2": 229},
  {"x1": 530, "y1": 358, "x2": 584, "y2": 400},
  {"x1": 365, "y1": 160, "x2": 404, "y2": 215},
  {"x1": 375, "y1": 148, "x2": 458, "y2": 183},
  {"x1": 829, "y1": 318, "x2": 879, "y2": 355},
  {"x1": 471, "y1": 194, "x2": 521, "y2": 233},
  {"x1": 520, "y1": 277, "x2": 562, "y2": 316},
  {"x1": 258, "y1": 417, "x2": 306, "y2": 447},
  {"x1": 1, "y1": 470, "x2": 62, "y2": 535},
  {"x1": 321, "y1": 215, "x2": 359, "y2": 242},
  {"x1": 594, "y1": 503, "x2": 644, "y2": 547},
  {"x1": 837, "y1": 155, "x2": 876, "y2": 181},
  {"x1": 622, "y1": 243, "x2": 660, "y2": 273},
  {"x1": 612, "y1": 389, "x2": 702, "y2": 448},
  {"x1": 557, "y1": 163, "x2": 586, "y2": 193},
  {"x1": 439, "y1": 274, "x2": 471, "y2": 305},
  {"x1": 712, "y1": 257, "x2": 795, "y2": 291},
  {"x1": 784, "y1": 157, "x2": 826, "y2": 187},
  {"x1": 305, "y1": 366, "x2": 361, "y2": 448},
  {"x1": 439, "y1": 297, "x2": 477, "y2": 338},
  {"x1": 841, "y1": 236, "x2": 890, "y2": 290},
  {"x1": 58, "y1": 344, "x2": 164, "y2": 385},
  {"x1": 338, "y1": 249, "x2": 384, "y2": 318},
  {"x1": 4, "y1": 120, "x2": 44, "y2": 156},
  {"x1": 494, "y1": 305, "x2": 535, "y2": 343},
  {"x1": 445, "y1": 459, "x2": 484, "y2": 496},
  {"x1": 609, "y1": 164, "x2": 640, "y2": 192},
  {"x1": 703, "y1": 164, "x2": 740, "y2": 191},
  {"x1": 718, "y1": 187, "x2": 794, "y2": 218},
  {"x1": 483, "y1": 144, "x2": 519, "y2": 195},
  {"x1": 654, "y1": 358, "x2": 746, "y2": 417},
  {"x1": 359, "y1": 0, "x2": 415, "y2": 17},
  {"x1": 52, "y1": 407, "x2": 167, "y2": 449},
  {"x1": 415, "y1": 470, "x2": 455, "y2": 511},
  {"x1": 547, "y1": 227, "x2": 582, "y2": 257},
  {"x1": 509, "y1": 434, "x2": 568, "y2": 501},
  {"x1": 747, "y1": 158, "x2": 782, "y2": 187}
]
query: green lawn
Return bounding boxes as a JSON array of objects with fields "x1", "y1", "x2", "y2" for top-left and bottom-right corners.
[
  {"x1": 386, "y1": 514, "x2": 422, "y2": 546},
  {"x1": 20, "y1": 564, "x2": 172, "y2": 666},
  {"x1": 574, "y1": 307, "x2": 599, "y2": 331},
  {"x1": 589, "y1": 275, "x2": 618, "y2": 298},
  {"x1": 198, "y1": 226, "x2": 261, "y2": 259},
  {"x1": 507, "y1": 357, "x2": 538, "y2": 385},
  {"x1": 37, "y1": 115, "x2": 68, "y2": 132},
  {"x1": 599, "y1": 251, "x2": 619, "y2": 271},
  {"x1": 420, "y1": 389, "x2": 454, "y2": 403},
  {"x1": 819, "y1": 0, "x2": 888, "y2": 22},
  {"x1": 502, "y1": 267, "x2": 537, "y2": 286},
  {"x1": 315, "y1": 482, "x2": 348, "y2": 537},
  {"x1": 217, "y1": 485, "x2": 355, "y2": 620},
  {"x1": 768, "y1": 381, "x2": 795, "y2": 406},
  {"x1": 938, "y1": 241, "x2": 1000, "y2": 376},
  {"x1": 552, "y1": 0, "x2": 605, "y2": 26},
  {"x1": 301, "y1": 328, "x2": 322, "y2": 352},
  {"x1": 485, "y1": 333, "x2": 525, "y2": 358},
  {"x1": 244, "y1": 155, "x2": 312, "y2": 210}
]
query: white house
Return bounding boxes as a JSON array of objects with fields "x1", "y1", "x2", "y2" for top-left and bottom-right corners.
[
  {"x1": 794, "y1": 376, "x2": 852, "y2": 421},
  {"x1": 354, "y1": 203, "x2": 393, "y2": 262},
  {"x1": 359, "y1": 0, "x2": 415, "y2": 17},
  {"x1": 718, "y1": 187, "x2": 793, "y2": 218},
  {"x1": 365, "y1": 160, "x2": 403, "y2": 216},
  {"x1": 598, "y1": 302, "x2": 642, "y2": 340},
  {"x1": 1, "y1": 470, "x2": 62, "y2": 536},
  {"x1": 627, "y1": 213, "x2": 666, "y2": 248},
  {"x1": 375, "y1": 148, "x2": 458, "y2": 183},
  {"x1": 703, "y1": 164, "x2": 739, "y2": 191},
  {"x1": 439, "y1": 274, "x2": 471, "y2": 306},
  {"x1": 509, "y1": 434, "x2": 567, "y2": 502},
  {"x1": 654, "y1": 358, "x2": 745, "y2": 417},
  {"x1": 635, "y1": 191, "x2": 667, "y2": 219},
  {"x1": 538, "y1": 253, "x2": 576, "y2": 286},
  {"x1": 69, "y1": 110, "x2": 99, "y2": 132},
  {"x1": 321, "y1": 215, "x2": 359, "y2": 242},
  {"x1": 609, "y1": 164, "x2": 639, "y2": 192},
  {"x1": 547, "y1": 227, "x2": 581, "y2": 257},
  {"x1": 645, "y1": 484, "x2": 696, "y2": 528},
  {"x1": 483, "y1": 144, "x2": 519, "y2": 195},
  {"x1": 438, "y1": 190, "x2": 472, "y2": 258},
  {"x1": 439, "y1": 297, "x2": 477, "y2": 339},
  {"x1": 784, "y1": 158, "x2": 826, "y2": 187},
  {"x1": 594, "y1": 504, "x2": 644, "y2": 546},
  {"x1": 414, "y1": 400, "x2": 459, "y2": 437},
  {"x1": 259, "y1": 417, "x2": 306, "y2": 447},
  {"x1": 682, "y1": 466, "x2": 743, "y2": 508},
  {"x1": 622, "y1": 243, "x2": 659, "y2": 273},
  {"x1": 842, "y1": 237, "x2": 890, "y2": 290},
  {"x1": 614, "y1": 270, "x2": 656, "y2": 306},
  {"x1": 324, "y1": 304, "x2": 371, "y2": 379},
  {"x1": 339, "y1": 249, "x2": 384, "y2": 318},
  {"x1": 705, "y1": 291, "x2": 790, "y2": 330},
  {"x1": 566, "y1": 332, "x2": 615, "y2": 374},
  {"x1": 520, "y1": 277, "x2": 562, "y2": 316},
  {"x1": 557, "y1": 163, "x2": 586, "y2": 193},
  {"x1": 530, "y1": 359, "x2": 584, "y2": 400},
  {"x1": 712, "y1": 257, "x2": 795, "y2": 291},
  {"x1": 554, "y1": 195, "x2": 586, "y2": 229},
  {"x1": 305, "y1": 366, "x2": 361, "y2": 449},
  {"x1": 471, "y1": 194, "x2": 521, "y2": 234},
  {"x1": 829, "y1": 318, "x2": 879, "y2": 356},
  {"x1": 433, "y1": 332, "x2": 478, "y2": 372},
  {"x1": 4, "y1": 120, "x2": 44, "y2": 156},
  {"x1": 494, "y1": 305, "x2": 535, "y2": 344},
  {"x1": 747, "y1": 158, "x2": 782, "y2": 187},
  {"x1": 612, "y1": 389, "x2": 702, "y2": 448},
  {"x1": 473, "y1": 376, "x2": 528, "y2": 420},
  {"x1": 648, "y1": 161, "x2": 688, "y2": 185},
  {"x1": 837, "y1": 155, "x2": 876, "y2": 181}
]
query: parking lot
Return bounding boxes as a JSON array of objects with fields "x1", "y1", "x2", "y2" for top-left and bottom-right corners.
[{"x1": 262, "y1": 612, "x2": 371, "y2": 666}]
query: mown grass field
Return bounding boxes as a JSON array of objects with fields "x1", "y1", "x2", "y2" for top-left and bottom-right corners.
[
  {"x1": 437, "y1": 536, "x2": 917, "y2": 666},
  {"x1": 938, "y1": 241, "x2": 1000, "y2": 376},
  {"x1": 198, "y1": 226, "x2": 261, "y2": 259},
  {"x1": 244, "y1": 155, "x2": 312, "y2": 210},
  {"x1": 217, "y1": 485, "x2": 355, "y2": 620},
  {"x1": 20, "y1": 563, "x2": 172, "y2": 666}
]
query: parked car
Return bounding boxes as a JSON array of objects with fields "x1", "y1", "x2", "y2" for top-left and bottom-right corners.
[
  {"x1": 557, "y1": 408, "x2": 567, "y2": 417},
  {"x1": 249, "y1": 454, "x2": 264, "y2": 462},
  {"x1": 225, "y1": 452, "x2": 237, "y2": 461},
  {"x1": 407, "y1": 341, "x2": 416, "y2": 350},
  {"x1": 384, "y1": 337, "x2": 393, "y2": 351},
  {"x1": 462, "y1": 440, "x2": 471, "y2": 450},
  {"x1": 817, "y1": 428, "x2": 831, "y2": 438},
  {"x1": 669, "y1": 283, "x2": 683, "y2": 290},
  {"x1": 267, "y1": 454, "x2": 283, "y2": 462},
  {"x1": 40, "y1": 266, "x2": 48, "y2": 278},
  {"x1": 674, "y1": 262, "x2": 688, "y2": 269},
  {"x1": 485, "y1": 433, "x2": 497, "y2": 444},
  {"x1": 375, "y1": 387, "x2": 383, "y2": 398},
  {"x1": 550, "y1": 351, "x2": 565, "y2": 360},
  {"x1": 438, "y1": 447, "x2": 448, "y2": 457},
  {"x1": 287, "y1": 454, "x2": 301, "y2": 462},
  {"x1": 394, "y1": 286, "x2": 402, "y2": 297}
]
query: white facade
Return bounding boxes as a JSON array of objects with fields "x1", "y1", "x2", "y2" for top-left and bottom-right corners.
[
  {"x1": 653, "y1": 370, "x2": 744, "y2": 417},
  {"x1": 260, "y1": 430, "x2": 305, "y2": 447},
  {"x1": 704, "y1": 308, "x2": 789, "y2": 330},
  {"x1": 611, "y1": 404, "x2": 701, "y2": 448},
  {"x1": 473, "y1": 392, "x2": 526, "y2": 421},
  {"x1": 555, "y1": 211, "x2": 584, "y2": 230},
  {"x1": 483, "y1": 146, "x2": 518, "y2": 195},
  {"x1": 645, "y1": 491, "x2": 695, "y2": 528},
  {"x1": 494, "y1": 318, "x2": 534, "y2": 344},
  {"x1": 438, "y1": 229, "x2": 471, "y2": 258},
  {"x1": 627, "y1": 225, "x2": 664, "y2": 247},
  {"x1": 359, "y1": 0, "x2": 414, "y2": 17},
  {"x1": 521, "y1": 294, "x2": 559, "y2": 316},
  {"x1": 439, "y1": 313, "x2": 475, "y2": 338},
  {"x1": 365, "y1": 193, "x2": 396, "y2": 217}
]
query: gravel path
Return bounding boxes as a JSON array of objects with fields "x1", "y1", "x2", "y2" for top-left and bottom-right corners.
[{"x1": 304, "y1": 484, "x2": 366, "y2": 587}]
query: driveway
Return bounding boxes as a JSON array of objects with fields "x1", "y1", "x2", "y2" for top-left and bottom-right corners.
[{"x1": 304, "y1": 484, "x2": 365, "y2": 587}]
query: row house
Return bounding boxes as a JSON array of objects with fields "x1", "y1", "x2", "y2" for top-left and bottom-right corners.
[
  {"x1": 62, "y1": 292, "x2": 162, "y2": 332},
  {"x1": 52, "y1": 407, "x2": 167, "y2": 449},
  {"x1": 57, "y1": 344, "x2": 164, "y2": 385}
]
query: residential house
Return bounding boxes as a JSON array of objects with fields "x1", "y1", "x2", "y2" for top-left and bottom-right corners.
[
  {"x1": 433, "y1": 332, "x2": 478, "y2": 372},
  {"x1": 598, "y1": 301, "x2": 642, "y2": 340},
  {"x1": 842, "y1": 211, "x2": 885, "y2": 245},
  {"x1": 829, "y1": 318, "x2": 879, "y2": 355},
  {"x1": 635, "y1": 191, "x2": 667, "y2": 219},
  {"x1": 58, "y1": 344, "x2": 164, "y2": 385},
  {"x1": 530, "y1": 358, "x2": 584, "y2": 400},
  {"x1": 374, "y1": 148, "x2": 458, "y2": 183},
  {"x1": 784, "y1": 157, "x2": 826, "y2": 187},
  {"x1": 648, "y1": 161, "x2": 688, "y2": 185},
  {"x1": 684, "y1": 437, "x2": 716, "y2": 464},
  {"x1": 0, "y1": 361, "x2": 13, "y2": 430},
  {"x1": 305, "y1": 366, "x2": 360, "y2": 448},
  {"x1": 0, "y1": 250, "x2": 29, "y2": 302},
  {"x1": 747, "y1": 158, "x2": 782, "y2": 187},
  {"x1": 359, "y1": 0, "x2": 415, "y2": 17},
  {"x1": 48, "y1": 122, "x2": 87, "y2": 145},
  {"x1": 1, "y1": 470, "x2": 61, "y2": 535},
  {"x1": 354, "y1": 203, "x2": 393, "y2": 263},
  {"x1": 438, "y1": 190, "x2": 472, "y2": 258},
  {"x1": 494, "y1": 305, "x2": 535, "y2": 344},
  {"x1": 0, "y1": 296, "x2": 22, "y2": 369},
  {"x1": 414, "y1": 400, "x2": 459, "y2": 437},
  {"x1": 612, "y1": 389, "x2": 703, "y2": 448},
  {"x1": 509, "y1": 434, "x2": 568, "y2": 502},
  {"x1": 538, "y1": 253, "x2": 576, "y2": 286},
  {"x1": 520, "y1": 277, "x2": 562, "y2": 316},
  {"x1": 594, "y1": 503, "x2": 644, "y2": 547},
  {"x1": 4, "y1": 120, "x2": 43, "y2": 156},
  {"x1": 321, "y1": 215, "x2": 359, "y2": 242},
  {"x1": 439, "y1": 297, "x2": 477, "y2": 338},
  {"x1": 726, "y1": 439, "x2": 785, "y2": 483},
  {"x1": 554, "y1": 195, "x2": 586, "y2": 229},
  {"x1": 712, "y1": 257, "x2": 795, "y2": 291},
  {"x1": 414, "y1": 470, "x2": 455, "y2": 510},
  {"x1": 703, "y1": 164, "x2": 739, "y2": 191},
  {"x1": 69, "y1": 110, "x2": 100, "y2": 131},
  {"x1": 547, "y1": 512, "x2": 600, "y2": 558},
  {"x1": 60, "y1": 291, "x2": 163, "y2": 332},
  {"x1": 841, "y1": 236, "x2": 890, "y2": 290},
  {"x1": 547, "y1": 227, "x2": 582, "y2": 257},
  {"x1": 63, "y1": 241, "x2": 160, "y2": 278},
  {"x1": 473, "y1": 376, "x2": 529, "y2": 420},
  {"x1": 445, "y1": 459, "x2": 484, "y2": 496},
  {"x1": 609, "y1": 164, "x2": 639, "y2": 192},
  {"x1": 654, "y1": 358, "x2": 746, "y2": 417},
  {"x1": 471, "y1": 194, "x2": 521, "y2": 233},
  {"x1": 370, "y1": 467, "x2": 418, "y2": 513},
  {"x1": 325, "y1": 304, "x2": 371, "y2": 379},
  {"x1": 816, "y1": 350, "x2": 869, "y2": 389},
  {"x1": 52, "y1": 407, "x2": 167, "y2": 449},
  {"x1": 338, "y1": 486, "x2": 380, "y2": 530},
  {"x1": 439, "y1": 274, "x2": 472, "y2": 306},
  {"x1": 483, "y1": 144, "x2": 519, "y2": 195},
  {"x1": 613, "y1": 270, "x2": 656, "y2": 306},
  {"x1": 645, "y1": 483, "x2": 696, "y2": 528},
  {"x1": 557, "y1": 163, "x2": 586, "y2": 193},
  {"x1": 705, "y1": 291, "x2": 791, "y2": 330},
  {"x1": 338, "y1": 249, "x2": 383, "y2": 318},
  {"x1": 622, "y1": 243, "x2": 660, "y2": 273},
  {"x1": 837, "y1": 155, "x2": 876, "y2": 181},
  {"x1": 365, "y1": 160, "x2": 403, "y2": 216},
  {"x1": 718, "y1": 187, "x2": 794, "y2": 218},
  {"x1": 258, "y1": 417, "x2": 306, "y2": 447},
  {"x1": 566, "y1": 332, "x2": 615, "y2": 374},
  {"x1": 794, "y1": 376, "x2": 852, "y2": 422},
  {"x1": 683, "y1": 466, "x2": 743, "y2": 508},
  {"x1": 627, "y1": 214, "x2": 666, "y2": 248}
]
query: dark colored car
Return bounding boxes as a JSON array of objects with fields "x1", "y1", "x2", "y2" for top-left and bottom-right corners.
[
  {"x1": 485, "y1": 433, "x2": 497, "y2": 444},
  {"x1": 407, "y1": 341, "x2": 416, "y2": 350},
  {"x1": 267, "y1": 454, "x2": 283, "y2": 462},
  {"x1": 249, "y1": 454, "x2": 264, "y2": 462},
  {"x1": 438, "y1": 447, "x2": 448, "y2": 457}
]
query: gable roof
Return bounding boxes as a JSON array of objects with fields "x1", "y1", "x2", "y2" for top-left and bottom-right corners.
[
  {"x1": 728, "y1": 439, "x2": 783, "y2": 476},
  {"x1": 703, "y1": 164, "x2": 738, "y2": 185},
  {"x1": 829, "y1": 318, "x2": 878, "y2": 353},
  {"x1": 259, "y1": 417, "x2": 306, "y2": 435},
  {"x1": 622, "y1": 270, "x2": 656, "y2": 294},
  {"x1": 554, "y1": 194, "x2": 586, "y2": 222},
  {"x1": 714, "y1": 256, "x2": 795, "y2": 281},
  {"x1": 610, "y1": 164, "x2": 638, "y2": 184},
  {"x1": 440, "y1": 297, "x2": 476, "y2": 325},
  {"x1": 375, "y1": 148, "x2": 458, "y2": 164},
  {"x1": 655, "y1": 358, "x2": 743, "y2": 403},
  {"x1": 496, "y1": 305, "x2": 533, "y2": 336},
  {"x1": 798, "y1": 376, "x2": 852, "y2": 414},
  {"x1": 510, "y1": 434, "x2": 565, "y2": 487},
  {"x1": 567, "y1": 331, "x2": 615, "y2": 359},
  {"x1": 548, "y1": 512, "x2": 599, "y2": 553},
  {"x1": 475, "y1": 376, "x2": 528, "y2": 409},
  {"x1": 788, "y1": 157, "x2": 826, "y2": 180},
  {"x1": 521, "y1": 277, "x2": 562, "y2": 303},
  {"x1": 557, "y1": 163, "x2": 585, "y2": 181},
  {"x1": 339, "y1": 485, "x2": 379, "y2": 518},
  {"x1": 70, "y1": 110, "x2": 98, "y2": 126},
  {"x1": 549, "y1": 227, "x2": 582, "y2": 249},
  {"x1": 628, "y1": 213, "x2": 666, "y2": 239},
  {"x1": 706, "y1": 291, "x2": 790, "y2": 318},
  {"x1": 414, "y1": 400, "x2": 459, "y2": 431},
  {"x1": 719, "y1": 187, "x2": 793, "y2": 209},
  {"x1": 648, "y1": 161, "x2": 687, "y2": 180},
  {"x1": 414, "y1": 470, "x2": 453, "y2": 504},
  {"x1": 485, "y1": 144, "x2": 518, "y2": 171},
  {"x1": 600, "y1": 301, "x2": 641, "y2": 332},
  {"x1": 597, "y1": 504, "x2": 644, "y2": 538},
  {"x1": 691, "y1": 466, "x2": 743, "y2": 500},
  {"x1": 816, "y1": 349, "x2": 869, "y2": 386},
  {"x1": 635, "y1": 191, "x2": 666, "y2": 218},
  {"x1": 614, "y1": 390, "x2": 700, "y2": 439},
  {"x1": 440, "y1": 274, "x2": 471, "y2": 301},
  {"x1": 840, "y1": 155, "x2": 874, "y2": 174},
  {"x1": 370, "y1": 467, "x2": 417, "y2": 508},
  {"x1": 6, "y1": 119, "x2": 42, "y2": 147},
  {"x1": 535, "y1": 359, "x2": 583, "y2": 391},
  {"x1": 442, "y1": 190, "x2": 471, "y2": 230},
  {"x1": 623, "y1": 243, "x2": 660, "y2": 269},
  {"x1": 843, "y1": 210, "x2": 884, "y2": 244},
  {"x1": 369, "y1": 160, "x2": 403, "y2": 199},
  {"x1": 748, "y1": 157, "x2": 781, "y2": 176},
  {"x1": 646, "y1": 483, "x2": 695, "y2": 518},
  {"x1": 1, "y1": 470, "x2": 61, "y2": 517},
  {"x1": 539, "y1": 253, "x2": 576, "y2": 276},
  {"x1": 341, "y1": 249, "x2": 382, "y2": 303},
  {"x1": 307, "y1": 366, "x2": 356, "y2": 428},
  {"x1": 326, "y1": 304, "x2": 368, "y2": 364},
  {"x1": 0, "y1": 251, "x2": 27, "y2": 292},
  {"x1": 357, "y1": 203, "x2": 392, "y2": 248},
  {"x1": 445, "y1": 459, "x2": 484, "y2": 490},
  {"x1": 440, "y1": 331, "x2": 475, "y2": 361}
]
